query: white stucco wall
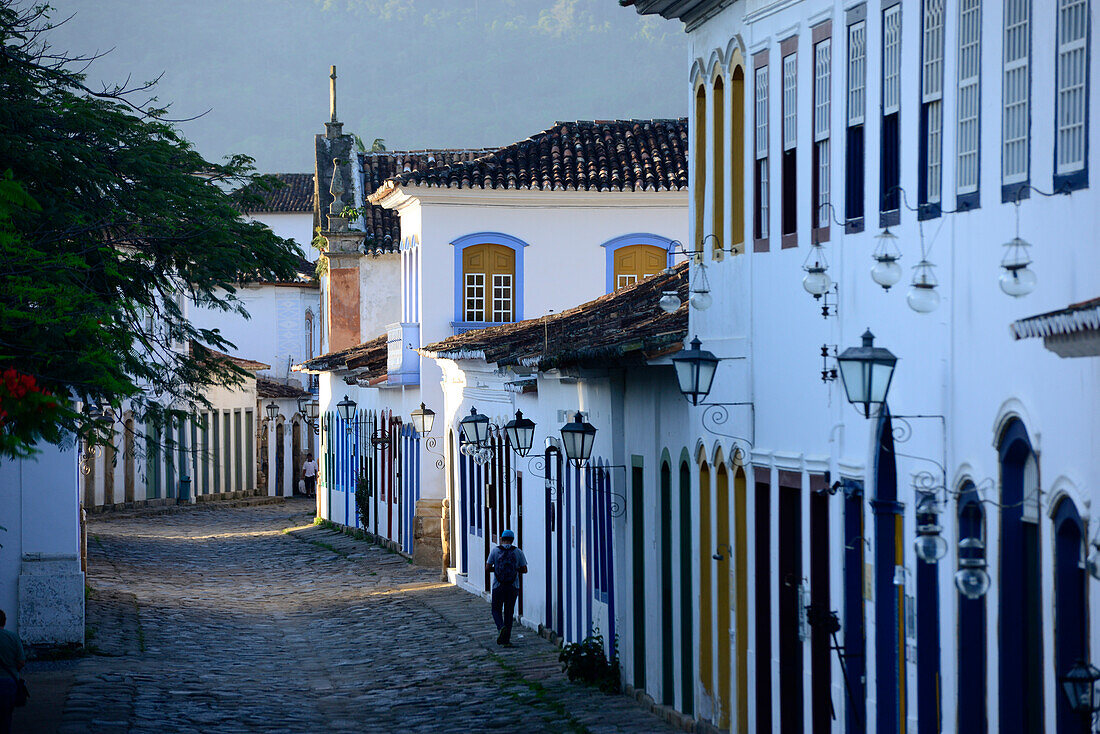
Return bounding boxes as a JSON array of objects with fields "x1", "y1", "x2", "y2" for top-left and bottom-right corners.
[
  {"x1": 0, "y1": 444, "x2": 84, "y2": 644},
  {"x1": 247, "y1": 212, "x2": 319, "y2": 262}
]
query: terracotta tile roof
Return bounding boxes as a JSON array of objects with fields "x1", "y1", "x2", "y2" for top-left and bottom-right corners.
[
  {"x1": 189, "y1": 342, "x2": 270, "y2": 372},
  {"x1": 240, "y1": 173, "x2": 316, "y2": 213},
  {"x1": 357, "y1": 149, "x2": 494, "y2": 253},
  {"x1": 374, "y1": 119, "x2": 688, "y2": 194},
  {"x1": 292, "y1": 333, "x2": 388, "y2": 381},
  {"x1": 1011, "y1": 296, "x2": 1100, "y2": 339},
  {"x1": 256, "y1": 377, "x2": 311, "y2": 399},
  {"x1": 421, "y1": 262, "x2": 688, "y2": 370}
]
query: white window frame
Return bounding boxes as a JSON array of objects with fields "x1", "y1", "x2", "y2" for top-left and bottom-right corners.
[
  {"x1": 464, "y1": 273, "x2": 485, "y2": 322},
  {"x1": 883, "y1": 5, "x2": 902, "y2": 114},
  {"x1": 1056, "y1": 0, "x2": 1089, "y2": 176},
  {"x1": 814, "y1": 38, "x2": 832, "y2": 228},
  {"x1": 922, "y1": 0, "x2": 945, "y2": 205},
  {"x1": 491, "y1": 273, "x2": 513, "y2": 323},
  {"x1": 1002, "y1": 0, "x2": 1031, "y2": 185},
  {"x1": 783, "y1": 53, "x2": 798, "y2": 151},
  {"x1": 957, "y1": 0, "x2": 982, "y2": 195},
  {"x1": 755, "y1": 64, "x2": 770, "y2": 240},
  {"x1": 848, "y1": 21, "x2": 866, "y2": 126}
]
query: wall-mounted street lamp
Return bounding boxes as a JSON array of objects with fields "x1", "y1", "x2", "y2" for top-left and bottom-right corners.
[
  {"x1": 265, "y1": 401, "x2": 280, "y2": 422},
  {"x1": 913, "y1": 491, "x2": 948, "y2": 563},
  {"x1": 504, "y1": 411, "x2": 536, "y2": 457},
  {"x1": 955, "y1": 536, "x2": 991, "y2": 600},
  {"x1": 802, "y1": 237, "x2": 832, "y2": 298},
  {"x1": 560, "y1": 412, "x2": 596, "y2": 469},
  {"x1": 672, "y1": 336, "x2": 720, "y2": 406},
  {"x1": 298, "y1": 394, "x2": 320, "y2": 435},
  {"x1": 336, "y1": 394, "x2": 356, "y2": 433},
  {"x1": 1060, "y1": 660, "x2": 1100, "y2": 728},
  {"x1": 410, "y1": 402, "x2": 436, "y2": 436},
  {"x1": 459, "y1": 406, "x2": 491, "y2": 448},
  {"x1": 836, "y1": 329, "x2": 898, "y2": 419},
  {"x1": 871, "y1": 227, "x2": 903, "y2": 291}
]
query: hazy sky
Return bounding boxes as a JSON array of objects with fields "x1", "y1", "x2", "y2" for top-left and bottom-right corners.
[{"x1": 44, "y1": 0, "x2": 687, "y2": 173}]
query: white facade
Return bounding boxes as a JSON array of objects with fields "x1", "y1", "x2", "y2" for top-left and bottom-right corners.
[
  {"x1": 0, "y1": 444, "x2": 84, "y2": 644},
  {"x1": 613, "y1": 0, "x2": 1100, "y2": 731}
]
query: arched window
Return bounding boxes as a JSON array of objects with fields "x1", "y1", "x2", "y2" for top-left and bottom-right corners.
[
  {"x1": 452, "y1": 233, "x2": 528, "y2": 327},
  {"x1": 957, "y1": 481, "x2": 987, "y2": 733},
  {"x1": 462, "y1": 243, "x2": 514, "y2": 322},
  {"x1": 694, "y1": 83, "x2": 707, "y2": 256},
  {"x1": 305, "y1": 310, "x2": 314, "y2": 359},
  {"x1": 730, "y1": 64, "x2": 746, "y2": 253},
  {"x1": 998, "y1": 418, "x2": 1042, "y2": 734},
  {"x1": 712, "y1": 74, "x2": 725, "y2": 259},
  {"x1": 1053, "y1": 496, "x2": 1087, "y2": 734},
  {"x1": 600, "y1": 234, "x2": 674, "y2": 293}
]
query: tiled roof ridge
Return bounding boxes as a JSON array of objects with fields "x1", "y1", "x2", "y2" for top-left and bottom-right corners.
[{"x1": 376, "y1": 118, "x2": 689, "y2": 195}]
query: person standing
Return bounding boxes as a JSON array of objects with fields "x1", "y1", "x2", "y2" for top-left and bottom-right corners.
[
  {"x1": 485, "y1": 529, "x2": 527, "y2": 646},
  {"x1": 0, "y1": 610, "x2": 25, "y2": 734},
  {"x1": 301, "y1": 453, "x2": 318, "y2": 498}
]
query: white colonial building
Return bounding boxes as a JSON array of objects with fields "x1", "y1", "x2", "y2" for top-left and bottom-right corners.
[
  {"x1": 612, "y1": 1, "x2": 1099, "y2": 733},
  {"x1": 296, "y1": 104, "x2": 688, "y2": 565}
]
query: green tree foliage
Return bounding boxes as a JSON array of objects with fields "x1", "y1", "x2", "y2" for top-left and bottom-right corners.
[{"x1": 0, "y1": 2, "x2": 304, "y2": 457}]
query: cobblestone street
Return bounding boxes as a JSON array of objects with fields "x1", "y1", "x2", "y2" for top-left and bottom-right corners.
[{"x1": 20, "y1": 499, "x2": 677, "y2": 734}]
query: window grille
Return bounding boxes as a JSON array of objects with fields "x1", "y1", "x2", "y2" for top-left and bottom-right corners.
[
  {"x1": 957, "y1": 0, "x2": 982, "y2": 194},
  {"x1": 922, "y1": 0, "x2": 945, "y2": 205},
  {"x1": 758, "y1": 159, "x2": 770, "y2": 239},
  {"x1": 883, "y1": 5, "x2": 902, "y2": 114},
  {"x1": 617, "y1": 274, "x2": 638, "y2": 289},
  {"x1": 1002, "y1": 0, "x2": 1030, "y2": 184},
  {"x1": 814, "y1": 40, "x2": 831, "y2": 141},
  {"x1": 816, "y1": 139, "x2": 831, "y2": 227},
  {"x1": 783, "y1": 54, "x2": 798, "y2": 150},
  {"x1": 1056, "y1": 0, "x2": 1088, "y2": 174},
  {"x1": 464, "y1": 273, "x2": 485, "y2": 322},
  {"x1": 756, "y1": 66, "x2": 769, "y2": 158}
]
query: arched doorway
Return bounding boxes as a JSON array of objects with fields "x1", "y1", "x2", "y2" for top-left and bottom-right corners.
[
  {"x1": 957, "y1": 481, "x2": 987, "y2": 733},
  {"x1": 715, "y1": 459, "x2": 731, "y2": 729},
  {"x1": 1053, "y1": 496, "x2": 1088, "y2": 734},
  {"x1": 698, "y1": 457, "x2": 713, "y2": 707},
  {"x1": 733, "y1": 463, "x2": 749, "y2": 734},
  {"x1": 292, "y1": 420, "x2": 302, "y2": 496},
  {"x1": 998, "y1": 418, "x2": 1042, "y2": 734},
  {"x1": 275, "y1": 422, "x2": 285, "y2": 496},
  {"x1": 679, "y1": 455, "x2": 695, "y2": 715},
  {"x1": 123, "y1": 417, "x2": 135, "y2": 503},
  {"x1": 871, "y1": 411, "x2": 904, "y2": 734},
  {"x1": 660, "y1": 458, "x2": 674, "y2": 706}
]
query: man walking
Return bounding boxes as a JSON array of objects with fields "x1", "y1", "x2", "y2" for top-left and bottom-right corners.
[
  {"x1": 486, "y1": 529, "x2": 527, "y2": 645},
  {"x1": 301, "y1": 453, "x2": 318, "y2": 498}
]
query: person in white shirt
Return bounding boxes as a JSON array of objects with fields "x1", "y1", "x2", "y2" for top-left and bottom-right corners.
[{"x1": 301, "y1": 453, "x2": 318, "y2": 497}]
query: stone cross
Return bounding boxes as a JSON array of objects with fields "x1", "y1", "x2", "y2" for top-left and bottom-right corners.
[{"x1": 329, "y1": 65, "x2": 338, "y2": 123}]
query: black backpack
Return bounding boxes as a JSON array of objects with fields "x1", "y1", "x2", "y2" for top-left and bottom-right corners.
[{"x1": 494, "y1": 546, "x2": 519, "y2": 585}]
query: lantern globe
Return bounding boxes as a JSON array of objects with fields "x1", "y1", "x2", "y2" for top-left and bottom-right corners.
[
  {"x1": 659, "y1": 291, "x2": 681, "y2": 313},
  {"x1": 459, "y1": 406, "x2": 490, "y2": 447},
  {"x1": 836, "y1": 330, "x2": 898, "y2": 418},
  {"x1": 336, "y1": 395, "x2": 357, "y2": 423},
  {"x1": 671, "y1": 336, "x2": 720, "y2": 406},
  {"x1": 265, "y1": 401, "x2": 280, "y2": 421},
  {"x1": 504, "y1": 410, "x2": 536, "y2": 457},
  {"x1": 954, "y1": 561, "x2": 991, "y2": 599},
  {"x1": 410, "y1": 402, "x2": 436, "y2": 436},
  {"x1": 560, "y1": 412, "x2": 597, "y2": 467},
  {"x1": 914, "y1": 527, "x2": 948, "y2": 563}
]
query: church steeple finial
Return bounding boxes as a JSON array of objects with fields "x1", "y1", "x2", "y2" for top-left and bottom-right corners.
[{"x1": 329, "y1": 65, "x2": 338, "y2": 123}]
